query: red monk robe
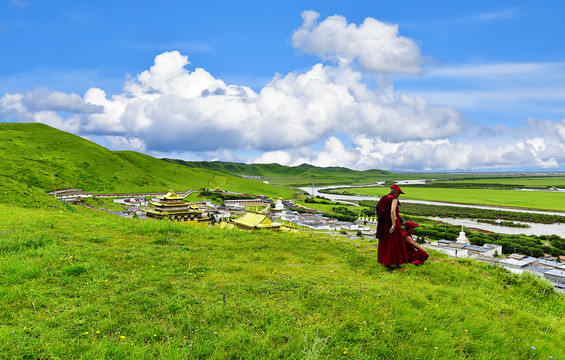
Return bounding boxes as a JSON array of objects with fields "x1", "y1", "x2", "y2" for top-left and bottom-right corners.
[
  {"x1": 376, "y1": 193, "x2": 407, "y2": 266},
  {"x1": 402, "y1": 230, "x2": 429, "y2": 265}
]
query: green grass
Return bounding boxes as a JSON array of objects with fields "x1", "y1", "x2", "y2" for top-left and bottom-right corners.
[
  {"x1": 438, "y1": 176, "x2": 565, "y2": 187},
  {"x1": 0, "y1": 203, "x2": 563, "y2": 359},
  {"x1": 328, "y1": 186, "x2": 565, "y2": 212},
  {"x1": 0, "y1": 123, "x2": 297, "y2": 200}
]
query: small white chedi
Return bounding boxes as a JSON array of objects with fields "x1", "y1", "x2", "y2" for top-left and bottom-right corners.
[
  {"x1": 274, "y1": 198, "x2": 285, "y2": 210},
  {"x1": 456, "y1": 226, "x2": 469, "y2": 243}
]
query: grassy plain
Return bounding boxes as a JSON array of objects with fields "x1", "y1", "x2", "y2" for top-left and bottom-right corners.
[
  {"x1": 435, "y1": 176, "x2": 565, "y2": 187},
  {"x1": 327, "y1": 186, "x2": 565, "y2": 212},
  {"x1": 1, "y1": 203, "x2": 564, "y2": 359}
]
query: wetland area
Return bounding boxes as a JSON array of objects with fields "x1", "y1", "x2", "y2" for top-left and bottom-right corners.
[{"x1": 300, "y1": 181, "x2": 565, "y2": 238}]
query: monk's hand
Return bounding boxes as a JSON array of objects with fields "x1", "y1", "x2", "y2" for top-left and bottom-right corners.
[{"x1": 389, "y1": 227, "x2": 395, "y2": 233}]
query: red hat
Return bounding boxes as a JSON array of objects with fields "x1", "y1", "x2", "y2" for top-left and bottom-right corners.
[
  {"x1": 391, "y1": 184, "x2": 404, "y2": 194},
  {"x1": 405, "y1": 221, "x2": 419, "y2": 228}
]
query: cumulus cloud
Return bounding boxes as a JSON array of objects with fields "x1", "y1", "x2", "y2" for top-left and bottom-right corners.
[
  {"x1": 21, "y1": 87, "x2": 103, "y2": 113},
  {"x1": 2, "y1": 49, "x2": 462, "y2": 153},
  {"x1": 252, "y1": 131, "x2": 565, "y2": 171},
  {"x1": 105, "y1": 136, "x2": 146, "y2": 152},
  {"x1": 292, "y1": 11, "x2": 424, "y2": 74}
]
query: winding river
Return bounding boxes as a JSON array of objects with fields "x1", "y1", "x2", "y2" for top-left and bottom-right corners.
[{"x1": 299, "y1": 182, "x2": 565, "y2": 238}]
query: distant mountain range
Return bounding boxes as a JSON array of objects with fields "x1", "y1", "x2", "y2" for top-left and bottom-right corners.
[{"x1": 162, "y1": 159, "x2": 391, "y2": 186}]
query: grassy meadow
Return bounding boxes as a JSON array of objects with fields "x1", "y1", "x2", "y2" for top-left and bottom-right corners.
[
  {"x1": 326, "y1": 186, "x2": 565, "y2": 212},
  {"x1": 436, "y1": 176, "x2": 565, "y2": 188},
  {"x1": 1, "y1": 203, "x2": 564, "y2": 359},
  {"x1": 0, "y1": 123, "x2": 297, "y2": 200}
]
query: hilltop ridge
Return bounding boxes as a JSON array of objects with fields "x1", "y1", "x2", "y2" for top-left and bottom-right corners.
[
  {"x1": 0, "y1": 123, "x2": 296, "y2": 203},
  {"x1": 162, "y1": 159, "x2": 391, "y2": 186}
]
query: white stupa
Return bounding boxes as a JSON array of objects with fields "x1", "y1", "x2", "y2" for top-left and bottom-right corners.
[
  {"x1": 456, "y1": 226, "x2": 469, "y2": 244},
  {"x1": 274, "y1": 198, "x2": 285, "y2": 211}
]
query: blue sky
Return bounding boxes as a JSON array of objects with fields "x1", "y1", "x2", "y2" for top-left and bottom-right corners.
[{"x1": 1, "y1": 0, "x2": 565, "y2": 171}]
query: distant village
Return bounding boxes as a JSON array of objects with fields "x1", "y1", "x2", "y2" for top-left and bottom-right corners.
[{"x1": 48, "y1": 187, "x2": 565, "y2": 292}]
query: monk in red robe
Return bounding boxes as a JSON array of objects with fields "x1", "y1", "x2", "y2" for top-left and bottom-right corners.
[
  {"x1": 376, "y1": 184, "x2": 408, "y2": 270},
  {"x1": 402, "y1": 221, "x2": 429, "y2": 265}
]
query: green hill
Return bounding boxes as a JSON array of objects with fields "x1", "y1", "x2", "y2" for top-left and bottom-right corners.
[
  {"x1": 0, "y1": 204, "x2": 563, "y2": 359},
  {"x1": 0, "y1": 123, "x2": 297, "y2": 203},
  {"x1": 163, "y1": 159, "x2": 393, "y2": 186}
]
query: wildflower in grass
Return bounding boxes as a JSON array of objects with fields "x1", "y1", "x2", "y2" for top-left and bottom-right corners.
[
  {"x1": 120, "y1": 335, "x2": 126, "y2": 339},
  {"x1": 531, "y1": 346, "x2": 536, "y2": 350},
  {"x1": 424, "y1": 328, "x2": 427, "y2": 331},
  {"x1": 434, "y1": 346, "x2": 438, "y2": 350},
  {"x1": 83, "y1": 332, "x2": 89, "y2": 335},
  {"x1": 96, "y1": 331, "x2": 100, "y2": 334}
]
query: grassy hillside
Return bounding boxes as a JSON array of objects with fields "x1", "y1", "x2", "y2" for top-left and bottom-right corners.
[
  {"x1": 163, "y1": 159, "x2": 394, "y2": 186},
  {"x1": 0, "y1": 123, "x2": 297, "y2": 202},
  {"x1": 1, "y1": 204, "x2": 563, "y2": 359}
]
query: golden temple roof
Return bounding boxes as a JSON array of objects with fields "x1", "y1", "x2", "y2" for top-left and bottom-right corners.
[
  {"x1": 232, "y1": 212, "x2": 281, "y2": 229},
  {"x1": 156, "y1": 190, "x2": 186, "y2": 200}
]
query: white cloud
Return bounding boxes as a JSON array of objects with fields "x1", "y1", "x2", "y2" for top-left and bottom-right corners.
[
  {"x1": 2, "y1": 49, "x2": 563, "y2": 170},
  {"x1": 20, "y1": 87, "x2": 103, "y2": 113},
  {"x1": 262, "y1": 133, "x2": 565, "y2": 171},
  {"x1": 254, "y1": 150, "x2": 293, "y2": 165},
  {"x1": 292, "y1": 11, "x2": 424, "y2": 74},
  {"x1": 105, "y1": 136, "x2": 146, "y2": 152},
  {"x1": 1, "y1": 51, "x2": 459, "y2": 154}
]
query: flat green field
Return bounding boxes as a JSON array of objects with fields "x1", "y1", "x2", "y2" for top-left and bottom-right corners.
[
  {"x1": 334, "y1": 187, "x2": 565, "y2": 212},
  {"x1": 437, "y1": 176, "x2": 565, "y2": 187}
]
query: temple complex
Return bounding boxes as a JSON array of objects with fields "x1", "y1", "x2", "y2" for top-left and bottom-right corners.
[{"x1": 146, "y1": 190, "x2": 211, "y2": 224}]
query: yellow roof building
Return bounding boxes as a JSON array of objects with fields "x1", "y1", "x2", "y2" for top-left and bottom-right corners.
[
  {"x1": 232, "y1": 212, "x2": 282, "y2": 230},
  {"x1": 146, "y1": 190, "x2": 210, "y2": 224}
]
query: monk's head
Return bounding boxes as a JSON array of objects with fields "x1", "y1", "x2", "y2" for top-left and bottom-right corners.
[
  {"x1": 390, "y1": 184, "x2": 404, "y2": 196},
  {"x1": 404, "y1": 221, "x2": 419, "y2": 234}
]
